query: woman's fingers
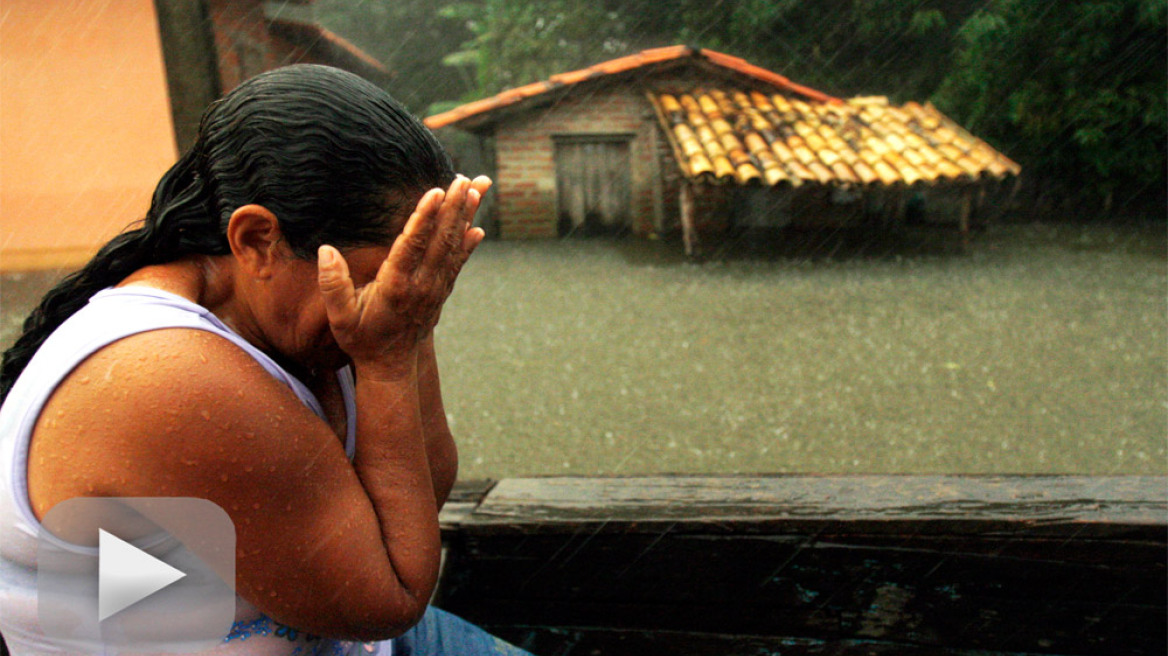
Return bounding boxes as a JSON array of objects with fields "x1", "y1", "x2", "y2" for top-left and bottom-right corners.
[
  {"x1": 461, "y1": 177, "x2": 491, "y2": 258},
  {"x1": 470, "y1": 175, "x2": 492, "y2": 199},
  {"x1": 425, "y1": 176, "x2": 471, "y2": 265},
  {"x1": 363, "y1": 174, "x2": 491, "y2": 338},
  {"x1": 390, "y1": 187, "x2": 446, "y2": 275},
  {"x1": 462, "y1": 226, "x2": 486, "y2": 255},
  {"x1": 317, "y1": 245, "x2": 359, "y2": 335},
  {"x1": 399, "y1": 175, "x2": 492, "y2": 272}
]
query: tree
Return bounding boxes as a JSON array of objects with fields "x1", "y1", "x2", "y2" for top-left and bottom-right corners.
[
  {"x1": 439, "y1": 0, "x2": 635, "y2": 99},
  {"x1": 933, "y1": 0, "x2": 1167, "y2": 211},
  {"x1": 313, "y1": 0, "x2": 477, "y2": 114}
]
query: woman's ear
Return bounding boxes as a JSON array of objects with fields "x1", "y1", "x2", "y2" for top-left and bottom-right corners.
[{"x1": 226, "y1": 205, "x2": 285, "y2": 278}]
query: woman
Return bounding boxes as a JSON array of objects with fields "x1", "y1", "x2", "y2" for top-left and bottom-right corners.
[{"x1": 0, "y1": 65, "x2": 530, "y2": 654}]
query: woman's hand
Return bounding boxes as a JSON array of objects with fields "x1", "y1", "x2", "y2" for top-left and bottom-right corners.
[{"x1": 316, "y1": 175, "x2": 490, "y2": 376}]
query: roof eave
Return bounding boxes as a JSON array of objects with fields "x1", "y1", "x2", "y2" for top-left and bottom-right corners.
[{"x1": 425, "y1": 46, "x2": 842, "y2": 131}]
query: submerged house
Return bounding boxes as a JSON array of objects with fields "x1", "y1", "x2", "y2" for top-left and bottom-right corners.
[{"x1": 425, "y1": 46, "x2": 1020, "y2": 254}]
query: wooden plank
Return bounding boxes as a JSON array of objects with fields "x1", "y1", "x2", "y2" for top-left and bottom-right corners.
[
  {"x1": 437, "y1": 475, "x2": 1167, "y2": 655},
  {"x1": 439, "y1": 479, "x2": 495, "y2": 532},
  {"x1": 554, "y1": 138, "x2": 633, "y2": 236},
  {"x1": 460, "y1": 475, "x2": 1167, "y2": 534}
]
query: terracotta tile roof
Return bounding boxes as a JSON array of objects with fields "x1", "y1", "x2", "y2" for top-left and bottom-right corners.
[
  {"x1": 651, "y1": 91, "x2": 1020, "y2": 187},
  {"x1": 425, "y1": 46, "x2": 842, "y2": 130}
]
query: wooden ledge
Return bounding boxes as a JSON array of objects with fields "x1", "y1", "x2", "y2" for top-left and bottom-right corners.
[
  {"x1": 437, "y1": 475, "x2": 1167, "y2": 655},
  {"x1": 442, "y1": 474, "x2": 1166, "y2": 534}
]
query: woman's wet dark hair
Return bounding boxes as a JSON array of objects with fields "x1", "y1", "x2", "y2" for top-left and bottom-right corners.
[{"x1": 0, "y1": 64, "x2": 455, "y2": 401}]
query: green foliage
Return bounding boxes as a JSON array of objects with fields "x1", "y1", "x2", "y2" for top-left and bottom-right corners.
[
  {"x1": 718, "y1": 0, "x2": 967, "y2": 100},
  {"x1": 312, "y1": 0, "x2": 476, "y2": 114},
  {"x1": 933, "y1": 0, "x2": 1167, "y2": 205},
  {"x1": 439, "y1": 0, "x2": 632, "y2": 97}
]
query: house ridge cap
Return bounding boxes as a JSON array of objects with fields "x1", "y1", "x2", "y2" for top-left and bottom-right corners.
[{"x1": 425, "y1": 45, "x2": 839, "y2": 130}]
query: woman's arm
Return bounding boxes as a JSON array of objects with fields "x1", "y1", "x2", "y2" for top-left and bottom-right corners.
[
  {"x1": 312, "y1": 175, "x2": 485, "y2": 626},
  {"x1": 417, "y1": 334, "x2": 458, "y2": 510},
  {"x1": 415, "y1": 175, "x2": 488, "y2": 510}
]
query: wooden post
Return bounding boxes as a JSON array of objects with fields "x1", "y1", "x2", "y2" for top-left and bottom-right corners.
[
  {"x1": 648, "y1": 125, "x2": 666, "y2": 237},
  {"x1": 680, "y1": 182, "x2": 697, "y2": 257},
  {"x1": 958, "y1": 187, "x2": 973, "y2": 253},
  {"x1": 153, "y1": 0, "x2": 222, "y2": 154}
]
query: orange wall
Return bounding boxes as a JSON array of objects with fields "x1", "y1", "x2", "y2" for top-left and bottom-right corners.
[{"x1": 1, "y1": 0, "x2": 178, "y2": 270}]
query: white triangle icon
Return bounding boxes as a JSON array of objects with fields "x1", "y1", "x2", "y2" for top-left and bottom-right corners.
[{"x1": 98, "y1": 529, "x2": 187, "y2": 621}]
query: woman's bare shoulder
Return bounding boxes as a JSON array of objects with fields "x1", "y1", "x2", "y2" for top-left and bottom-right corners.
[{"x1": 28, "y1": 327, "x2": 343, "y2": 515}]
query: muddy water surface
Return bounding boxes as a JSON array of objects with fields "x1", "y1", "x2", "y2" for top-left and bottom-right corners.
[{"x1": 3, "y1": 223, "x2": 1164, "y2": 477}]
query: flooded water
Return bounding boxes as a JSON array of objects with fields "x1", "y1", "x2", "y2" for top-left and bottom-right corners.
[
  {"x1": 435, "y1": 222, "x2": 1167, "y2": 477},
  {"x1": 3, "y1": 222, "x2": 1165, "y2": 477}
]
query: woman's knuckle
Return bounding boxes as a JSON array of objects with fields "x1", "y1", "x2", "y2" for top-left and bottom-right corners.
[{"x1": 406, "y1": 233, "x2": 429, "y2": 254}]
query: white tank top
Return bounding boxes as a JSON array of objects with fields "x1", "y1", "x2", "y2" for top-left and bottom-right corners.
[{"x1": 0, "y1": 287, "x2": 392, "y2": 655}]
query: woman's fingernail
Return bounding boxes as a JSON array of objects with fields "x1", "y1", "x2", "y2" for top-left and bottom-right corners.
[{"x1": 318, "y1": 245, "x2": 335, "y2": 266}]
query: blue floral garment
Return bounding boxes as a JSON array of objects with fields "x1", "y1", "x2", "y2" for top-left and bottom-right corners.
[
  {"x1": 393, "y1": 607, "x2": 534, "y2": 656},
  {"x1": 224, "y1": 607, "x2": 534, "y2": 656}
]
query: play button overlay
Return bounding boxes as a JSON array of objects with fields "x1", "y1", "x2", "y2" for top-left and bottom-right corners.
[
  {"x1": 37, "y1": 497, "x2": 235, "y2": 653},
  {"x1": 99, "y1": 528, "x2": 187, "y2": 620}
]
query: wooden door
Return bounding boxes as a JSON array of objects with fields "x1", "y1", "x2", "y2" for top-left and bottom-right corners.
[{"x1": 555, "y1": 136, "x2": 632, "y2": 237}]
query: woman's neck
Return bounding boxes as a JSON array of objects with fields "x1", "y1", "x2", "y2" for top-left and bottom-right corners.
[{"x1": 116, "y1": 256, "x2": 261, "y2": 351}]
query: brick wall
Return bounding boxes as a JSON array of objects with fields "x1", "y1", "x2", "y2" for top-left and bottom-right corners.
[{"x1": 492, "y1": 85, "x2": 667, "y2": 239}]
